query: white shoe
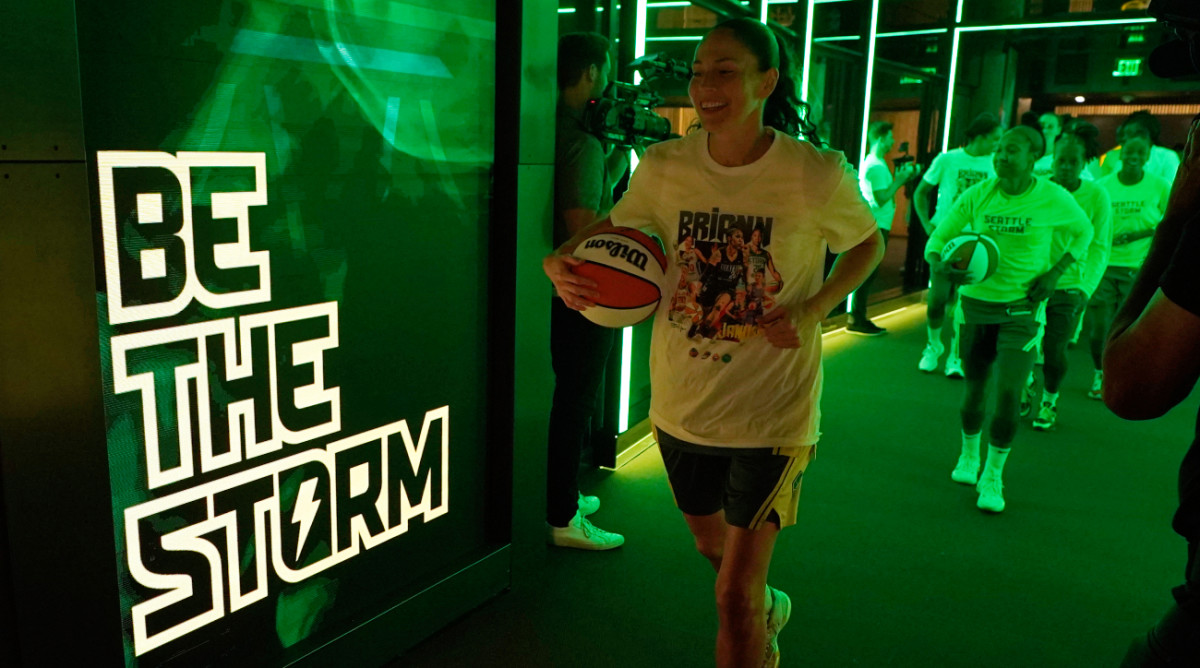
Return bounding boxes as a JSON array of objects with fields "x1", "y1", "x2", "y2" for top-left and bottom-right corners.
[
  {"x1": 763, "y1": 586, "x2": 791, "y2": 668},
  {"x1": 944, "y1": 356, "x2": 965, "y2": 379},
  {"x1": 976, "y1": 473, "x2": 1005, "y2": 513},
  {"x1": 1088, "y1": 370, "x2": 1103, "y2": 400},
  {"x1": 951, "y1": 453, "x2": 980, "y2": 485},
  {"x1": 918, "y1": 343, "x2": 944, "y2": 373},
  {"x1": 1032, "y1": 403, "x2": 1057, "y2": 431},
  {"x1": 548, "y1": 511, "x2": 624, "y2": 550},
  {"x1": 578, "y1": 492, "x2": 600, "y2": 517},
  {"x1": 1019, "y1": 379, "x2": 1036, "y2": 418}
]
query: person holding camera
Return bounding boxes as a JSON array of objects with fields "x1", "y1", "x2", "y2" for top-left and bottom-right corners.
[
  {"x1": 846, "y1": 121, "x2": 920, "y2": 336},
  {"x1": 544, "y1": 32, "x2": 629, "y2": 551},
  {"x1": 1104, "y1": 2, "x2": 1200, "y2": 662},
  {"x1": 924, "y1": 126, "x2": 1092, "y2": 514},
  {"x1": 545, "y1": 18, "x2": 881, "y2": 667}
]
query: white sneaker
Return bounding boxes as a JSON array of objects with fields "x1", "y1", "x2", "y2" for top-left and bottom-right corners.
[
  {"x1": 944, "y1": 355, "x2": 964, "y2": 379},
  {"x1": 976, "y1": 473, "x2": 1005, "y2": 513},
  {"x1": 578, "y1": 492, "x2": 600, "y2": 517},
  {"x1": 548, "y1": 511, "x2": 624, "y2": 550},
  {"x1": 1032, "y1": 403, "x2": 1057, "y2": 431},
  {"x1": 951, "y1": 454, "x2": 980, "y2": 485},
  {"x1": 1019, "y1": 379, "x2": 1036, "y2": 418},
  {"x1": 1088, "y1": 370, "x2": 1103, "y2": 400},
  {"x1": 918, "y1": 343, "x2": 944, "y2": 373},
  {"x1": 763, "y1": 586, "x2": 791, "y2": 668}
]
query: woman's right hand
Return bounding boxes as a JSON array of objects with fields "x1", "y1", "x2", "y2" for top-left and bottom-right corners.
[
  {"x1": 927, "y1": 253, "x2": 971, "y2": 284},
  {"x1": 544, "y1": 253, "x2": 599, "y2": 311}
]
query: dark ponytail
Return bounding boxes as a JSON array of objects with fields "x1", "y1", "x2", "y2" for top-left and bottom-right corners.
[
  {"x1": 711, "y1": 18, "x2": 822, "y2": 146},
  {"x1": 1060, "y1": 119, "x2": 1102, "y2": 161}
]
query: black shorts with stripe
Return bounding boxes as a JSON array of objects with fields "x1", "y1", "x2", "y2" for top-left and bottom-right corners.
[{"x1": 655, "y1": 427, "x2": 814, "y2": 530}]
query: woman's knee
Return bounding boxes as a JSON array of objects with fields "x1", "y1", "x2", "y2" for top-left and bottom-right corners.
[
  {"x1": 714, "y1": 579, "x2": 765, "y2": 620},
  {"x1": 695, "y1": 536, "x2": 724, "y2": 563}
]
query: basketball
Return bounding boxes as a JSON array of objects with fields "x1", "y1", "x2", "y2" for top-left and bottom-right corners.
[
  {"x1": 571, "y1": 227, "x2": 668, "y2": 328},
  {"x1": 940, "y1": 233, "x2": 1000, "y2": 285}
]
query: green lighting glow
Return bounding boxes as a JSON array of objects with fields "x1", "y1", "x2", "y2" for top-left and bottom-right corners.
[
  {"x1": 957, "y1": 17, "x2": 1155, "y2": 32},
  {"x1": 1113, "y1": 57, "x2": 1142, "y2": 77},
  {"x1": 814, "y1": 35, "x2": 859, "y2": 42},
  {"x1": 944, "y1": 16, "x2": 1156, "y2": 147},
  {"x1": 878, "y1": 28, "x2": 947, "y2": 38},
  {"x1": 619, "y1": 327, "x2": 633, "y2": 432},
  {"x1": 558, "y1": 7, "x2": 575, "y2": 13},
  {"x1": 858, "y1": 0, "x2": 880, "y2": 168},
  {"x1": 645, "y1": 35, "x2": 703, "y2": 41},
  {"x1": 231, "y1": 30, "x2": 452, "y2": 77},
  {"x1": 800, "y1": 0, "x2": 817, "y2": 100},
  {"x1": 619, "y1": 0, "x2": 650, "y2": 433},
  {"x1": 943, "y1": 28, "x2": 962, "y2": 148}
]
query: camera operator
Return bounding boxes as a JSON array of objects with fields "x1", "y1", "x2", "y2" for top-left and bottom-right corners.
[
  {"x1": 847, "y1": 121, "x2": 920, "y2": 335},
  {"x1": 544, "y1": 32, "x2": 629, "y2": 550},
  {"x1": 1102, "y1": 2, "x2": 1200, "y2": 663}
]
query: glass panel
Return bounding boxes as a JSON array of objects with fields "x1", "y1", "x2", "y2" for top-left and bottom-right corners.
[
  {"x1": 961, "y1": 0, "x2": 1135, "y2": 23},
  {"x1": 79, "y1": 1, "x2": 498, "y2": 663},
  {"x1": 879, "y1": 0, "x2": 952, "y2": 32}
]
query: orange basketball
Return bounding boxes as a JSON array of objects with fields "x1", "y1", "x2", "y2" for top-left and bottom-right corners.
[{"x1": 571, "y1": 227, "x2": 668, "y2": 328}]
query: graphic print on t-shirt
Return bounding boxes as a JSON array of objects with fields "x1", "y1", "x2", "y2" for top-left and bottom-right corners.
[
  {"x1": 955, "y1": 169, "x2": 991, "y2": 198},
  {"x1": 671, "y1": 208, "x2": 779, "y2": 343}
]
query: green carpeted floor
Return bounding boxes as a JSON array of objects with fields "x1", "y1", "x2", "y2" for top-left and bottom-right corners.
[{"x1": 396, "y1": 304, "x2": 1195, "y2": 667}]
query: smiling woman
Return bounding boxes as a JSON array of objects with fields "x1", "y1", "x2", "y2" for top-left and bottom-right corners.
[{"x1": 545, "y1": 16, "x2": 886, "y2": 668}]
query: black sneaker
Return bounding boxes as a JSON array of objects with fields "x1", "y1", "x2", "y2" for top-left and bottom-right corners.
[{"x1": 846, "y1": 320, "x2": 887, "y2": 336}]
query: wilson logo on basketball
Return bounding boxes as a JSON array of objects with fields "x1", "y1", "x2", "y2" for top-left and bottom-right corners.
[{"x1": 582, "y1": 238, "x2": 650, "y2": 272}]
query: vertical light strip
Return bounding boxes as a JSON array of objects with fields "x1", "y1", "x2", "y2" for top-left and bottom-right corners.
[
  {"x1": 942, "y1": 28, "x2": 962, "y2": 149},
  {"x1": 955, "y1": 0, "x2": 964, "y2": 24},
  {"x1": 759, "y1": 0, "x2": 769, "y2": 23},
  {"x1": 617, "y1": 0, "x2": 650, "y2": 434},
  {"x1": 857, "y1": 0, "x2": 880, "y2": 169},
  {"x1": 848, "y1": 0, "x2": 880, "y2": 317},
  {"x1": 618, "y1": 327, "x2": 634, "y2": 432},
  {"x1": 631, "y1": 0, "x2": 649, "y2": 170},
  {"x1": 800, "y1": 0, "x2": 816, "y2": 100}
]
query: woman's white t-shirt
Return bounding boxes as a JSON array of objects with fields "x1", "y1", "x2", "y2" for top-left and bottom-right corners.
[{"x1": 608, "y1": 130, "x2": 876, "y2": 448}]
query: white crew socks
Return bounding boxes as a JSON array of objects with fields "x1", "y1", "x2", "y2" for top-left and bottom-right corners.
[
  {"x1": 928, "y1": 324, "x2": 943, "y2": 349},
  {"x1": 1043, "y1": 391, "x2": 1059, "y2": 408},
  {"x1": 982, "y1": 445, "x2": 1010, "y2": 479},
  {"x1": 962, "y1": 431, "x2": 982, "y2": 460}
]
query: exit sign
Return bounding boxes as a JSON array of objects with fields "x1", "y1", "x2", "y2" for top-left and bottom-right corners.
[{"x1": 1113, "y1": 58, "x2": 1142, "y2": 77}]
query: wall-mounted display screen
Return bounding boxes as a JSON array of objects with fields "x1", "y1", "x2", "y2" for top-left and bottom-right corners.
[{"x1": 76, "y1": 2, "x2": 498, "y2": 664}]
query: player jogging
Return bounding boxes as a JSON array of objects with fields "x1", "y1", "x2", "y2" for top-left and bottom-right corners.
[
  {"x1": 913, "y1": 115, "x2": 1002, "y2": 376},
  {"x1": 925, "y1": 126, "x2": 1092, "y2": 513},
  {"x1": 544, "y1": 17, "x2": 882, "y2": 667},
  {"x1": 1087, "y1": 135, "x2": 1171, "y2": 400},
  {"x1": 1020, "y1": 122, "x2": 1112, "y2": 430}
]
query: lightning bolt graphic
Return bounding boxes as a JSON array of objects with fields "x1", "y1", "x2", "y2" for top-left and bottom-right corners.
[{"x1": 291, "y1": 478, "x2": 321, "y2": 562}]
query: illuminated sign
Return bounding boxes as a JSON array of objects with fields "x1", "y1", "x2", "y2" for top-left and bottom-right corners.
[
  {"x1": 98, "y1": 151, "x2": 452, "y2": 657},
  {"x1": 1113, "y1": 57, "x2": 1143, "y2": 77}
]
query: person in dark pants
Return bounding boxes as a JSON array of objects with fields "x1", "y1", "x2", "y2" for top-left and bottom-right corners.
[
  {"x1": 1106, "y1": 3, "x2": 1200, "y2": 663},
  {"x1": 847, "y1": 121, "x2": 919, "y2": 335},
  {"x1": 545, "y1": 32, "x2": 628, "y2": 550}
]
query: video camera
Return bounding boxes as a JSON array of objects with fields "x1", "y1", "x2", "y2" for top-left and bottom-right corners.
[
  {"x1": 582, "y1": 53, "x2": 691, "y2": 149},
  {"x1": 1148, "y1": 0, "x2": 1200, "y2": 79}
]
